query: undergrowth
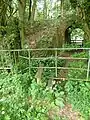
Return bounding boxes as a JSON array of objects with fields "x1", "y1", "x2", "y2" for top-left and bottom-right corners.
[
  {"x1": 0, "y1": 50, "x2": 90, "y2": 120},
  {"x1": 65, "y1": 51, "x2": 90, "y2": 120},
  {"x1": 0, "y1": 72, "x2": 67, "y2": 120}
]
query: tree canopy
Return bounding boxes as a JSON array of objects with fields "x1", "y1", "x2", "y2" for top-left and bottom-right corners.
[{"x1": 0, "y1": 0, "x2": 90, "y2": 49}]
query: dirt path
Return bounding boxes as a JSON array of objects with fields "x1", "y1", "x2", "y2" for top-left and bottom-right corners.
[
  {"x1": 58, "y1": 52, "x2": 82, "y2": 120},
  {"x1": 59, "y1": 104, "x2": 82, "y2": 120},
  {"x1": 58, "y1": 52, "x2": 71, "y2": 80}
]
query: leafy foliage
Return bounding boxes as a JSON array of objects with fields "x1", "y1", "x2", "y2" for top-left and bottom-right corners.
[
  {"x1": 0, "y1": 72, "x2": 66, "y2": 120},
  {"x1": 65, "y1": 51, "x2": 90, "y2": 119},
  {"x1": 65, "y1": 80, "x2": 90, "y2": 119},
  {"x1": 0, "y1": 0, "x2": 90, "y2": 119}
]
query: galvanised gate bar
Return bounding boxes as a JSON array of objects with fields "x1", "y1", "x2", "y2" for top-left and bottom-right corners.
[{"x1": 0, "y1": 48, "x2": 90, "y2": 81}]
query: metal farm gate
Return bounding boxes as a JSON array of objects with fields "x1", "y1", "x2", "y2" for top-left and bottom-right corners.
[{"x1": 0, "y1": 48, "x2": 90, "y2": 81}]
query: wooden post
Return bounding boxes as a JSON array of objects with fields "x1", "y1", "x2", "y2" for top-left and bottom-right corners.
[
  {"x1": 13, "y1": 51, "x2": 16, "y2": 65},
  {"x1": 35, "y1": 62, "x2": 44, "y2": 84}
]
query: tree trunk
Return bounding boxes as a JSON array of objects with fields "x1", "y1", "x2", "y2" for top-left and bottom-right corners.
[
  {"x1": 30, "y1": 0, "x2": 37, "y2": 25},
  {"x1": 43, "y1": 0, "x2": 47, "y2": 19},
  {"x1": 0, "y1": 0, "x2": 7, "y2": 49},
  {"x1": 0, "y1": 0, "x2": 7, "y2": 34},
  {"x1": 28, "y1": 0, "x2": 32, "y2": 21},
  {"x1": 18, "y1": 0, "x2": 26, "y2": 48}
]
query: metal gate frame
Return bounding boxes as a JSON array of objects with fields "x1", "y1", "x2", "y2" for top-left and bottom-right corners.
[{"x1": 0, "y1": 48, "x2": 90, "y2": 81}]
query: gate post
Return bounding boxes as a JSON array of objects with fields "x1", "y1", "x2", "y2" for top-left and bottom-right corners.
[
  {"x1": 55, "y1": 48, "x2": 58, "y2": 77},
  {"x1": 28, "y1": 49, "x2": 31, "y2": 76},
  {"x1": 87, "y1": 49, "x2": 90, "y2": 80}
]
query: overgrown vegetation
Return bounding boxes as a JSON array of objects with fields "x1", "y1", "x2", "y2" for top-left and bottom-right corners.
[
  {"x1": 65, "y1": 52, "x2": 90, "y2": 119},
  {"x1": 0, "y1": 72, "x2": 67, "y2": 120},
  {"x1": 0, "y1": 0, "x2": 90, "y2": 119},
  {"x1": 0, "y1": 50, "x2": 90, "y2": 119}
]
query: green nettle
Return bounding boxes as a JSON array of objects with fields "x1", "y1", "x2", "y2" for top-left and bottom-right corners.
[{"x1": 0, "y1": 72, "x2": 65, "y2": 120}]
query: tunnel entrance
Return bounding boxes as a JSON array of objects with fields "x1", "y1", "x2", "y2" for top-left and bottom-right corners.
[
  {"x1": 65, "y1": 26, "x2": 84, "y2": 46},
  {"x1": 71, "y1": 28, "x2": 84, "y2": 46}
]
